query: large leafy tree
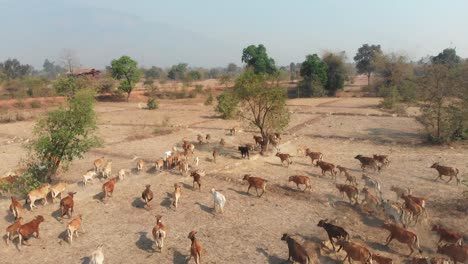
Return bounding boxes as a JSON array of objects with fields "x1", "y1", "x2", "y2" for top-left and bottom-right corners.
[
  {"x1": 111, "y1": 56, "x2": 141, "y2": 101},
  {"x1": 299, "y1": 54, "x2": 328, "y2": 97},
  {"x1": 234, "y1": 70, "x2": 289, "y2": 152},
  {"x1": 300, "y1": 54, "x2": 328, "y2": 84},
  {"x1": 0, "y1": 58, "x2": 33, "y2": 79},
  {"x1": 323, "y1": 52, "x2": 347, "y2": 95},
  {"x1": 168, "y1": 63, "x2": 188, "y2": 80},
  {"x1": 354, "y1": 44, "x2": 382, "y2": 86},
  {"x1": 241, "y1": 44, "x2": 277, "y2": 75},
  {"x1": 431, "y1": 48, "x2": 462, "y2": 67},
  {"x1": 31, "y1": 89, "x2": 102, "y2": 182},
  {"x1": 144, "y1": 66, "x2": 164, "y2": 80}
]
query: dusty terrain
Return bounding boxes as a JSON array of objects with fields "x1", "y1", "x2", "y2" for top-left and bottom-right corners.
[{"x1": 0, "y1": 91, "x2": 467, "y2": 263}]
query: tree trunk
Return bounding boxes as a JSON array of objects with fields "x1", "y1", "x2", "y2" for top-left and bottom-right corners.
[
  {"x1": 437, "y1": 102, "x2": 442, "y2": 139},
  {"x1": 367, "y1": 72, "x2": 371, "y2": 86},
  {"x1": 127, "y1": 91, "x2": 131, "y2": 102}
]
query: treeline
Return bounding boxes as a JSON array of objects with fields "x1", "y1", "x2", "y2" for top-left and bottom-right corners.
[{"x1": 354, "y1": 45, "x2": 468, "y2": 143}]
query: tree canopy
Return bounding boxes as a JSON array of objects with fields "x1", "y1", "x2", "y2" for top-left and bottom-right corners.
[
  {"x1": 0, "y1": 58, "x2": 33, "y2": 79},
  {"x1": 323, "y1": 52, "x2": 347, "y2": 95},
  {"x1": 31, "y1": 89, "x2": 102, "y2": 182},
  {"x1": 431, "y1": 48, "x2": 462, "y2": 67},
  {"x1": 110, "y1": 55, "x2": 141, "y2": 101},
  {"x1": 144, "y1": 66, "x2": 165, "y2": 80},
  {"x1": 354, "y1": 44, "x2": 382, "y2": 85},
  {"x1": 168, "y1": 63, "x2": 188, "y2": 80},
  {"x1": 300, "y1": 54, "x2": 328, "y2": 84},
  {"x1": 241, "y1": 44, "x2": 277, "y2": 75},
  {"x1": 234, "y1": 70, "x2": 289, "y2": 145}
]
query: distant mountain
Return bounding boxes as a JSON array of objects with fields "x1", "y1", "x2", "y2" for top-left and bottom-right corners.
[{"x1": 0, "y1": 1, "x2": 239, "y2": 68}]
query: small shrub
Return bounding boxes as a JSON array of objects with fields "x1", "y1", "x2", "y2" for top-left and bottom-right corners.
[
  {"x1": 379, "y1": 86, "x2": 402, "y2": 109},
  {"x1": 216, "y1": 91, "x2": 239, "y2": 119},
  {"x1": 161, "y1": 116, "x2": 171, "y2": 127},
  {"x1": 204, "y1": 93, "x2": 214, "y2": 105},
  {"x1": 14, "y1": 100, "x2": 25, "y2": 108},
  {"x1": 30, "y1": 100, "x2": 42, "y2": 108},
  {"x1": 194, "y1": 84, "x2": 204, "y2": 94},
  {"x1": 181, "y1": 87, "x2": 188, "y2": 98},
  {"x1": 188, "y1": 90, "x2": 197, "y2": 98},
  {"x1": 147, "y1": 97, "x2": 158, "y2": 110}
]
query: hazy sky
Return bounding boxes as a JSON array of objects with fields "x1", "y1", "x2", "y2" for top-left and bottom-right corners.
[{"x1": 1, "y1": 0, "x2": 467, "y2": 69}]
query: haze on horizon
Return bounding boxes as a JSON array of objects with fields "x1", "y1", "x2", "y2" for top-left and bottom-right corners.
[{"x1": 0, "y1": 0, "x2": 467, "y2": 69}]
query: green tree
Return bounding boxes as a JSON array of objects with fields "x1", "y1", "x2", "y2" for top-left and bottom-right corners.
[
  {"x1": 227, "y1": 63, "x2": 239, "y2": 75},
  {"x1": 0, "y1": 59, "x2": 33, "y2": 79},
  {"x1": 241, "y1": 44, "x2": 277, "y2": 75},
  {"x1": 299, "y1": 54, "x2": 328, "y2": 97},
  {"x1": 168, "y1": 63, "x2": 188, "y2": 80},
  {"x1": 31, "y1": 89, "x2": 102, "y2": 182},
  {"x1": 354, "y1": 44, "x2": 382, "y2": 86},
  {"x1": 188, "y1": 70, "x2": 201, "y2": 80},
  {"x1": 216, "y1": 90, "x2": 239, "y2": 119},
  {"x1": 234, "y1": 70, "x2": 289, "y2": 153},
  {"x1": 110, "y1": 55, "x2": 141, "y2": 101},
  {"x1": 300, "y1": 54, "x2": 328, "y2": 84},
  {"x1": 431, "y1": 48, "x2": 461, "y2": 67},
  {"x1": 144, "y1": 66, "x2": 164, "y2": 79},
  {"x1": 323, "y1": 52, "x2": 347, "y2": 95},
  {"x1": 375, "y1": 53, "x2": 413, "y2": 86}
]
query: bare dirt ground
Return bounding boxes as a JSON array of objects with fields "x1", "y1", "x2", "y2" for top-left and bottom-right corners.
[{"x1": 0, "y1": 92, "x2": 467, "y2": 263}]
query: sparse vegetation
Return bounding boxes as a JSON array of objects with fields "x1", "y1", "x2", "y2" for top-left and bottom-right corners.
[
  {"x1": 30, "y1": 100, "x2": 41, "y2": 108},
  {"x1": 147, "y1": 97, "x2": 158, "y2": 110}
]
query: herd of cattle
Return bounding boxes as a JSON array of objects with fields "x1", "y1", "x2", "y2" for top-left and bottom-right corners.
[{"x1": 1, "y1": 131, "x2": 467, "y2": 264}]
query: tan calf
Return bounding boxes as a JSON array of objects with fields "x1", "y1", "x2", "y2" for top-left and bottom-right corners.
[
  {"x1": 102, "y1": 178, "x2": 116, "y2": 201},
  {"x1": 136, "y1": 159, "x2": 145, "y2": 173},
  {"x1": 152, "y1": 215, "x2": 167, "y2": 252},
  {"x1": 335, "y1": 184, "x2": 359, "y2": 204},
  {"x1": 93, "y1": 157, "x2": 105, "y2": 173},
  {"x1": 5, "y1": 217, "x2": 23, "y2": 245},
  {"x1": 172, "y1": 183, "x2": 182, "y2": 209},
  {"x1": 9, "y1": 196, "x2": 23, "y2": 220},
  {"x1": 335, "y1": 239, "x2": 372, "y2": 264},
  {"x1": 50, "y1": 181, "x2": 67, "y2": 203},
  {"x1": 67, "y1": 214, "x2": 84, "y2": 244},
  {"x1": 26, "y1": 184, "x2": 51, "y2": 210},
  {"x1": 288, "y1": 175, "x2": 312, "y2": 192}
]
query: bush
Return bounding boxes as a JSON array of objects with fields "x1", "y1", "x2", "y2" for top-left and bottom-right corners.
[
  {"x1": 216, "y1": 91, "x2": 239, "y2": 119},
  {"x1": 194, "y1": 84, "x2": 204, "y2": 94},
  {"x1": 14, "y1": 100, "x2": 25, "y2": 108},
  {"x1": 204, "y1": 93, "x2": 214, "y2": 105},
  {"x1": 420, "y1": 103, "x2": 467, "y2": 143},
  {"x1": 97, "y1": 78, "x2": 115, "y2": 94},
  {"x1": 380, "y1": 86, "x2": 401, "y2": 109},
  {"x1": 30, "y1": 100, "x2": 42, "y2": 108},
  {"x1": 0, "y1": 164, "x2": 44, "y2": 196},
  {"x1": 188, "y1": 90, "x2": 197, "y2": 98},
  {"x1": 147, "y1": 97, "x2": 158, "y2": 110}
]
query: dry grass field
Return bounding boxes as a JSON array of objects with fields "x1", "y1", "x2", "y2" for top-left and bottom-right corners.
[{"x1": 0, "y1": 85, "x2": 467, "y2": 263}]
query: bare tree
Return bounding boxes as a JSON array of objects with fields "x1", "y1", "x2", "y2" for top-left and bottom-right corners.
[{"x1": 59, "y1": 49, "x2": 80, "y2": 73}]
